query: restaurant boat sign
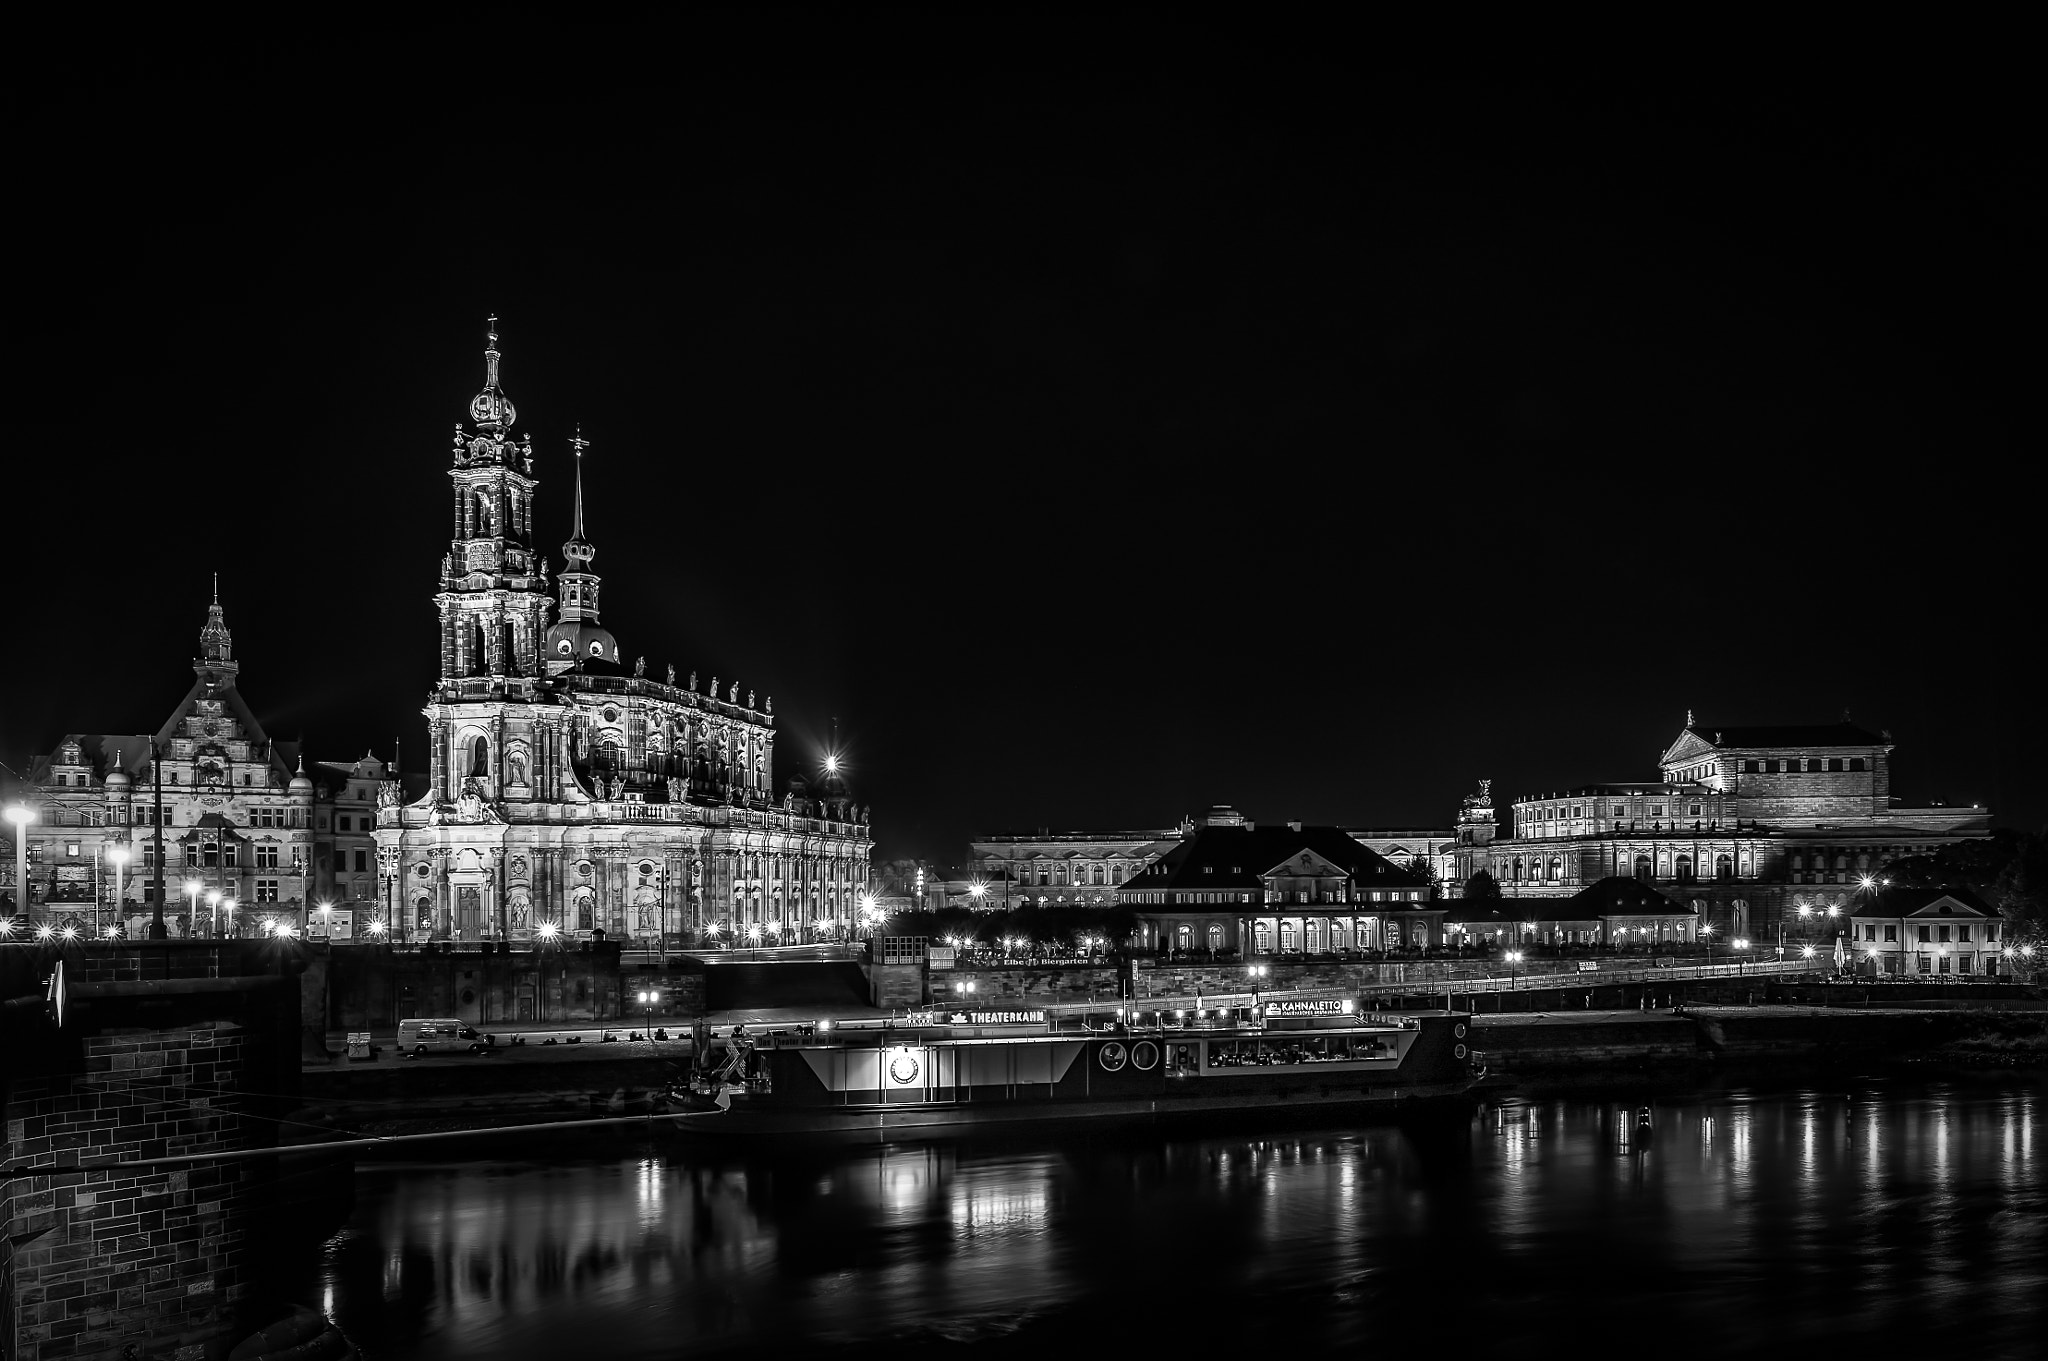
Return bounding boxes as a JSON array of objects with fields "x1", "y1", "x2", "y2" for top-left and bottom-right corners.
[{"x1": 1264, "y1": 998, "x2": 1354, "y2": 1018}]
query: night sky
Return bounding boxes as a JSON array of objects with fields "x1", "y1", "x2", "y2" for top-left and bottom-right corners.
[{"x1": 9, "y1": 55, "x2": 2039, "y2": 859}]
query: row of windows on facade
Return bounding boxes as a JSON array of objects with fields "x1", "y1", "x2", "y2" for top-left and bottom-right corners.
[
  {"x1": 124, "y1": 879, "x2": 287, "y2": 904},
  {"x1": 1136, "y1": 889, "x2": 1424, "y2": 905},
  {"x1": 1858, "y1": 922, "x2": 1999, "y2": 944},
  {"x1": 33, "y1": 840, "x2": 306, "y2": 870},
  {"x1": 26, "y1": 806, "x2": 315, "y2": 829},
  {"x1": 1526, "y1": 801, "x2": 1708, "y2": 824},
  {"x1": 1501, "y1": 846, "x2": 1932, "y2": 883},
  {"x1": 49, "y1": 766, "x2": 311, "y2": 790},
  {"x1": 984, "y1": 862, "x2": 1131, "y2": 886}
]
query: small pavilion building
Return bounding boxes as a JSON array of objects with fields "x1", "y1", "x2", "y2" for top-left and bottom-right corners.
[
  {"x1": 1444, "y1": 876, "x2": 1698, "y2": 948},
  {"x1": 1847, "y1": 885, "x2": 2005, "y2": 977}
]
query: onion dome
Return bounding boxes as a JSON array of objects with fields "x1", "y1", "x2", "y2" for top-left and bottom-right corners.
[
  {"x1": 105, "y1": 765, "x2": 131, "y2": 792},
  {"x1": 468, "y1": 317, "x2": 518, "y2": 430},
  {"x1": 288, "y1": 755, "x2": 315, "y2": 798}
]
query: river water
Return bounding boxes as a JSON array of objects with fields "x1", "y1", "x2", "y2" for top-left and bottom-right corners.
[{"x1": 273, "y1": 1079, "x2": 2046, "y2": 1359}]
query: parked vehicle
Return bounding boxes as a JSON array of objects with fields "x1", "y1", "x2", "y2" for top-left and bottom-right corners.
[{"x1": 397, "y1": 1018, "x2": 491, "y2": 1056}]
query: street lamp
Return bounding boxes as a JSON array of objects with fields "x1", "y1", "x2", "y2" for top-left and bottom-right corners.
[
  {"x1": 636, "y1": 988, "x2": 657, "y2": 1035},
  {"x1": 221, "y1": 896, "x2": 237, "y2": 938},
  {"x1": 185, "y1": 880, "x2": 203, "y2": 936},
  {"x1": 1701, "y1": 924, "x2": 1717, "y2": 968},
  {"x1": 315, "y1": 901, "x2": 334, "y2": 941},
  {"x1": 5, "y1": 804, "x2": 37, "y2": 923},
  {"x1": 1733, "y1": 937, "x2": 1750, "y2": 973},
  {"x1": 107, "y1": 845, "x2": 131, "y2": 936},
  {"x1": 206, "y1": 890, "x2": 221, "y2": 938},
  {"x1": 1505, "y1": 949, "x2": 1524, "y2": 988}
]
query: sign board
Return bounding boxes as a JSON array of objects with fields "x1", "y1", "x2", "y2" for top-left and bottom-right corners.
[
  {"x1": 928, "y1": 947, "x2": 956, "y2": 970},
  {"x1": 347, "y1": 1032, "x2": 372, "y2": 1060},
  {"x1": 902, "y1": 1011, "x2": 940, "y2": 1026},
  {"x1": 1265, "y1": 998, "x2": 1352, "y2": 1018},
  {"x1": 953, "y1": 1009, "x2": 1046, "y2": 1026},
  {"x1": 1576, "y1": 960, "x2": 1599, "y2": 972}
]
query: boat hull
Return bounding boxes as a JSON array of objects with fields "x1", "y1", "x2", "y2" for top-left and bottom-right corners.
[{"x1": 665, "y1": 1012, "x2": 1482, "y2": 1145}]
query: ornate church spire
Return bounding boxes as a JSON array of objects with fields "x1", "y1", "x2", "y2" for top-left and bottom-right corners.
[
  {"x1": 564, "y1": 425, "x2": 595, "y2": 569},
  {"x1": 544, "y1": 427, "x2": 618, "y2": 672}
]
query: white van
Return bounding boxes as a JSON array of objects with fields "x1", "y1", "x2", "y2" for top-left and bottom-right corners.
[{"x1": 396, "y1": 1018, "x2": 490, "y2": 1056}]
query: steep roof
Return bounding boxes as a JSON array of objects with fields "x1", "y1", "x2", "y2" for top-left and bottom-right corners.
[
  {"x1": 1848, "y1": 885, "x2": 1998, "y2": 919},
  {"x1": 1119, "y1": 823, "x2": 1425, "y2": 895},
  {"x1": 1562, "y1": 877, "x2": 1693, "y2": 917}
]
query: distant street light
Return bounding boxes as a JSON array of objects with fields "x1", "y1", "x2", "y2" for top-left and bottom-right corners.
[
  {"x1": 107, "y1": 845, "x2": 131, "y2": 936},
  {"x1": 1505, "y1": 949, "x2": 1524, "y2": 989},
  {"x1": 5, "y1": 804, "x2": 37, "y2": 923}
]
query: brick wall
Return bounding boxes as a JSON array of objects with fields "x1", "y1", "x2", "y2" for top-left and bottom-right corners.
[{"x1": 4, "y1": 1023, "x2": 256, "y2": 1361}]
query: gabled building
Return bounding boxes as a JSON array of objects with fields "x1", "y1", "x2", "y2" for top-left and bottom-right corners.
[
  {"x1": 2, "y1": 589, "x2": 327, "y2": 936},
  {"x1": 1116, "y1": 810, "x2": 1436, "y2": 955},
  {"x1": 1847, "y1": 885, "x2": 2007, "y2": 977}
]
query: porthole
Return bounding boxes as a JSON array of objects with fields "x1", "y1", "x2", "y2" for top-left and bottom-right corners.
[
  {"x1": 1454, "y1": 1023, "x2": 1468, "y2": 1038},
  {"x1": 1454, "y1": 1044, "x2": 1468, "y2": 1060}
]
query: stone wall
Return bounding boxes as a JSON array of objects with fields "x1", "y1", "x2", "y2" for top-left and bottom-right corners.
[
  {"x1": 929, "y1": 967, "x2": 1120, "y2": 1004},
  {"x1": 324, "y1": 941, "x2": 650, "y2": 1027},
  {"x1": 867, "y1": 963, "x2": 924, "y2": 1010}
]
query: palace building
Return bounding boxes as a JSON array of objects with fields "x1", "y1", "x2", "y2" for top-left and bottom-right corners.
[
  {"x1": 373, "y1": 324, "x2": 872, "y2": 945},
  {"x1": 1456, "y1": 717, "x2": 1991, "y2": 942},
  {"x1": 0, "y1": 589, "x2": 382, "y2": 937}
]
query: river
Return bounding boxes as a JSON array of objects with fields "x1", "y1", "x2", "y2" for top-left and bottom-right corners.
[{"x1": 270, "y1": 1078, "x2": 2046, "y2": 1358}]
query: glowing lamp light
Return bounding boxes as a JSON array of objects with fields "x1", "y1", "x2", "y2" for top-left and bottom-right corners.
[
  {"x1": 36, "y1": 924, "x2": 54, "y2": 940},
  {"x1": 368, "y1": 919, "x2": 389, "y2": 936},
  {"x1": 1801, "y1": 945, "x2": 1816, "y2": 959},
  {"x1": 60, "y1": 926, "x2": 79, "y2": 941},
  {"x1": 824, "y1": 756, "x2": 838, "y2": 774},
  {"x1": 818, "y1": 1019, "x2": 833, "y2": 1033},
  {"x1": 536, "y1": 921, "x2": 561, "y2": 941},
  {"x1": 0, "y1": 919, "x2": 15, "y2": 938}
]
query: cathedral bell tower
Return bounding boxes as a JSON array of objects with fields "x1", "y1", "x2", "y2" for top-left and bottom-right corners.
[{"x1": 435, "y1": 320, "x2": 554, "y2": 682}]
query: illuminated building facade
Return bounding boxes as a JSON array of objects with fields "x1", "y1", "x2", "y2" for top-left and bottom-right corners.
[
  {"x1": 374, "y1": 325, "x2": 873, "y2": 946},
  {"x1": 1469, "y1": 719, "x2": 1992, "y2": 941},
  {"x1": 1, "y1": 592, "x2": 378, "y2": 937}
]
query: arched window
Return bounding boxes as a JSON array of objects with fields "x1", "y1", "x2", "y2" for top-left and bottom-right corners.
[
  {"x1": 1634, "y1": 855, "x2": 1652, "y2": 882},
  {"x1": 1548, "y1": 857, "x2": 1562, "y2": 882},
  {"x1": 469, "y1": 736, "x2": 489, "y2": 778},
  {"x1": 1675, "y1": 855, "x2": 1694, "y2": 883},
  {"x1": 1279, "y1": 921, "x2": 1297, "y2": 953},
  {"x1": 1715, "y1": 854, "x2": 1733, "y2": 880},
  {"x1": 1091, "y1": 865, "x2": 1104, "y2": 885},
  {"x1": 1207, "y1": 923, "x2": 1224, "y2": 953},
  {"x1": 1254, "y1": 921, "x2": 1271, "y2": 953},
  {"x1": 1176, "y1": 924, "x2": 1193, "y2": 951}
]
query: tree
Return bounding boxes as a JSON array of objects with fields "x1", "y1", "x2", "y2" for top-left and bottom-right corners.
[{"x1": 1462, "y1": 869, "x2": 1502, "y2": 903}]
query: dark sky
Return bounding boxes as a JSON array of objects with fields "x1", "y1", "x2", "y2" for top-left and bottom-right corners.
[{"x1": 8, "y1": 53, "x2": 2040, "y2": 859}]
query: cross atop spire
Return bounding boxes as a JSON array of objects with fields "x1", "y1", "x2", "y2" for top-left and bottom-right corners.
[
  {"x1": 469, "y1": 316, "x2": 516, "y2": 429},
  {"x1": 212, "y1": 571, "x2": 219, "y2": 605}
]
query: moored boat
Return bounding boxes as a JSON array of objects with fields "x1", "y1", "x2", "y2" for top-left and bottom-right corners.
[{"x1": 664, "y1": 997, "x2": 1485, "y2": 1144}]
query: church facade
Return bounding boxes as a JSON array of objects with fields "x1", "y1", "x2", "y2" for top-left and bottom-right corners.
[{"x1": 373, "y1": 325, "x2": 873, "y2": 945}]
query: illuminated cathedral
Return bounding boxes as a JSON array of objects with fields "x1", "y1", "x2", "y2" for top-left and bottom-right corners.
[{"x1": 373, "y1": 324, "x2": 873, "y2": 944}]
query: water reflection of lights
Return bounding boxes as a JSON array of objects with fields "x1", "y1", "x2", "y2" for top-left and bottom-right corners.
[{"x1": 950, "y1": 1180, "x2": 1050, "y2": 1234}]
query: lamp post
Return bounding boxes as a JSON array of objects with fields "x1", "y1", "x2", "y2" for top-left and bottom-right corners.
[
  {"x1": 1733, "y1": 937, "x2": 1750, "y2": 973},
  {"x1": 107, "y1": 845, "x2": 131, "y2": 937},
  {"x1": 1505, "y1": 949, "x2": 1523, "y2": 990},
  {"x1": 206, "y1": 890, "x2": 221, "y2": 939},
  {"x1": 1701, "y1": 924, "x2": 1717, "y2": 970},
  {"x1": 185, "y1": 880, "x2": 202, "y2": 938},
  {"x1": 5, "y1": 804, "x2": 36, "y2": 924},
  {"x1": 637, "y1": 988, "x2": 656, "y2": 1036},
  {"x1": 315, "y1": 901, "x2": 334, "y2": 941}
]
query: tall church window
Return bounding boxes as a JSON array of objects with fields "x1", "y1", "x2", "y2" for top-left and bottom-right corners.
[{"x1": 470, "y1": 737, "x2": 489, "y2": 778}]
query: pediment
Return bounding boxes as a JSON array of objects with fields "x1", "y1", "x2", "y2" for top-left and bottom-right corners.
[
  {"x1": 1660, "y1": 729, "x2": 1717, "y2": 764},
  {"x1": 1264, "y1": 848, "x2": 1348, "y2": 879},
  {"x1": 1905, "y1": 895, "x2": 1989, "y2": 918}
]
